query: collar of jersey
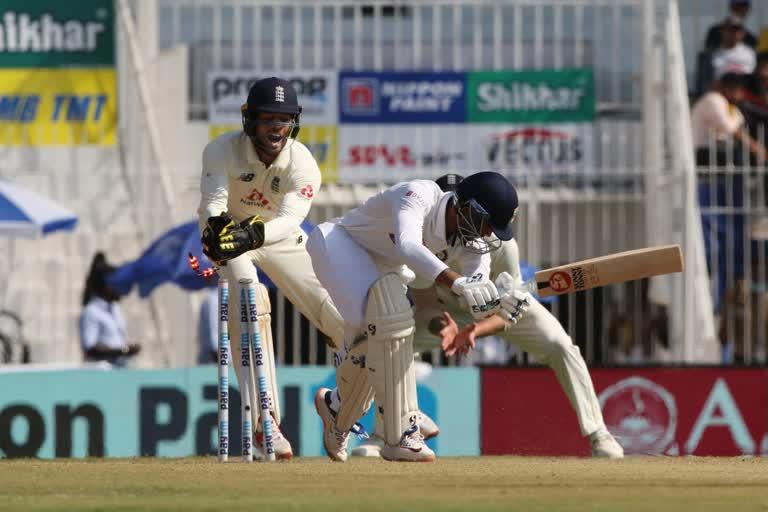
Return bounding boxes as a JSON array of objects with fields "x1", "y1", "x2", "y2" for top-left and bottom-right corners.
[{"x1": 244, "y1": 136, "x2": 294, "y2": 169}]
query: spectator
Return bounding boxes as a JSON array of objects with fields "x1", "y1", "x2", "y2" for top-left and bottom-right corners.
[
  {"x1": 695, "y1": 16, "x2": 756, "y2": 98},
  {"x1": 712, "y1": 17, "x2": 756, "y2": 79},
  {"x1": 198, "y1": 286, "x2": 218, "y2": 364},
  {"x1": 741, "y1": 52, "x2": 768, "y2": 141},
  {"x1": 693, "y1": 73, "x2": 767, "y2": 311},
  {"x1": 79, "y1": 252, "x2": 141, "y2": 367},
  {"x1": 718, "y1": 251, "x2": 768, "y2": 364},
  {"x1": 704, "y1": 1, "x2": 757, "y2": 51},
  {"x1": 692, "y1": 72, "x2": 766, "y2": 166}
]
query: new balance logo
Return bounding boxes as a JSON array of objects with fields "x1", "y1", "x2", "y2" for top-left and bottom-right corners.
[{"x1": 275, "y1": 86, "x2": 285, "y2": 102}]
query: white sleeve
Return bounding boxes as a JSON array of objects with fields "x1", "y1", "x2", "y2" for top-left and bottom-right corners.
[
  {"x1": 262, "y1": 159, "x2": 321, "y2": 246},
  {"x1": 197, "y1": 141, "x2": 230, "y2": 233},
  {"x1": 393, "y1": 185, "x2": 449, "y2": 283}
]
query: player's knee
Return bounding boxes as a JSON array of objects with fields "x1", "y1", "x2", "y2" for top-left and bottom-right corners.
[
  {"x1": 365, "y1": 273, "x2": 414, "y2": 343},
  {"x1": 540, "y1": 332, "x2": 575, "y2": 364}
]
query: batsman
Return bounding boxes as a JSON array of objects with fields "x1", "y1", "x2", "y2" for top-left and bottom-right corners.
[
  {"x1": 353, "y1": 174, "x2": 624, "y2": 459},
  {"x1": 306, "y1": 172, "x2": 518, "y2": 462},
  {"x1": 198, "y1": 77, "x2": 345, "y2": 460}
]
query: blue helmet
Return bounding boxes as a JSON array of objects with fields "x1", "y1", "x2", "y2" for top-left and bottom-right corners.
[{"x1": 454, "y1": 172, "x2": 518, "y2": 252}]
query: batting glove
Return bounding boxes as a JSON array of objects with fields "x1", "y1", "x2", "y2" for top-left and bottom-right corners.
[
  {"x1": 451, "y1": 274, "x2": 501, "y2": 319},
  {"x1": 500, "y1": 289, "x2": 531, "y2": 326}
]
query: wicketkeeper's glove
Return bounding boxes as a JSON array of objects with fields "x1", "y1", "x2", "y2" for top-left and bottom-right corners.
[
  {"x1": 201, "y1": 213, "x2": 235, "y2": 264},
  {"x1": 214, "y1": 215, "x2": 266, "y2": 261}
]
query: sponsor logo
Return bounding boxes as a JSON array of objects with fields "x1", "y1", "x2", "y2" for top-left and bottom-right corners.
[
  {"x1": 381, "y1": 79, "x2": 463, "y2": 113},
  {"x1": 548, "y1": 271, "x2": 572, "y2": 293},
  {"x1": 346, "y1": 145, "x2": 467, "y2": 168},
  {"x1": 341, "y1": 77, "x2": 379, "y2": 115},
  {"x1": 298, "y1": 184, "x2": 314, "y2": 199},
  {"x1": 571, "y1": 266, "x2": 585, "y2": 291},
  {"x1": 471, "y1": 298, "x2": 501, "y2": 314},
  {"x1": 485, "y1": 128, "x2": 584, "y2": 168},
  {"x1": 241, "y1": 187, "x2": 271, "y2": 209},
  {"x1": 476, "y1": 82, "x2": 586, "y2": 113},
  {"x1": 211, "y1": 75, "x2": 328, "y2": 103},
  {"x1": 598, "y1": 377, "x2": 677, "y2": 455},
  {"x1": 238, "y1": 172, "x2": 255, "y2": 182},
  {"x1": 0, "y1": 10, "x2": 109, "y2": 53},
  {"x1": 270, "y1": 176, "x2": 280, "y2": 193}
]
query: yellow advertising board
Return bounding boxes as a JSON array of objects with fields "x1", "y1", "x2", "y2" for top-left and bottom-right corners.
[
  {"x1": 0, "y1": 68, "x2": 116, "y2": 146},
  {"x1": 209, "y1": 124, "x2": 338, "y2": 183}
]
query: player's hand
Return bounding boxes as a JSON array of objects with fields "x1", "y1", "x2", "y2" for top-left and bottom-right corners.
[
  {"x1": 201, "y1": 213, "x2": 235, "y2": 263},
  {"x1": 205, "y1": 215, "x2": 266, "y2": 262},
  {"x1": 431, "y1": 311, "x2": 458, "y2": 347},
  {"x1": 442, "y1": 322, "x2": 478, "y2": 357},
  {"x1": 494, "y1": 271, "x2": 518, "y2": 294},
  {"x1": 451, "y1": 274, "x2": 501, "y2": 319},
  {"x1": 499, "y1": 289, "x2": 531, "y2": 326}
]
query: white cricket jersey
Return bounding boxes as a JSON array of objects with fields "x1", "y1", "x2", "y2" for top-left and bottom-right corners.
[
  {"x1": 337, "y1": 180, "x2": 490, "y2": 284},
  {"x1": 197, "y1": 131, "x2": 320, "y2": 246}
]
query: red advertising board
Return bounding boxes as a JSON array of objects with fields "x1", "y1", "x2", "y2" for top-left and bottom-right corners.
[{"x1": 481, "y1": 368, "x2": 768, "y2": 456}]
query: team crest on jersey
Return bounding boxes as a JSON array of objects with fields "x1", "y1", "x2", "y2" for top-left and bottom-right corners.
[
  {"x1": 298, "y1": 184, "x2": 314, "y2": 199},
  {"x1": 238, "y1": 172, "x2": 255, "y2": 182},
  {"x1": 271, "y1": 177, "x2": 280, "y2": 193}
]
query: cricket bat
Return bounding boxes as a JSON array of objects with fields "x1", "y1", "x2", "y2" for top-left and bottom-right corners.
[{"x1": 522, "y1": 245, "x2": 684, "y2": 298}]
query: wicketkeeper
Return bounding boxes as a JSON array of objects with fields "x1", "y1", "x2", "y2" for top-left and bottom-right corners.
[{"x1": 198, "y1": 77, "x2": 345, "y2": 460}]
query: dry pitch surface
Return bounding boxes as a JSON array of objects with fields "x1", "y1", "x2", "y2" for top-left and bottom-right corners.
[{"x1": 1, "y1": 456, "x2": 766, "y2": 511}]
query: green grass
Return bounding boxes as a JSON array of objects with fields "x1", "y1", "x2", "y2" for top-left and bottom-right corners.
[{"x1": 1, "y1": 456, "x2": 766, "y2": 511}]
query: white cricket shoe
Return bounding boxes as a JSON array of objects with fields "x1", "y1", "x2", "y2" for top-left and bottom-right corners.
[
  {"x1": 314, "y1": 387, "x2": 350, "y2": 462},
  {"x1": 590, "y1": 431, "x2": 624, "y2": 459},
  {"x1": 255, "y1": 414, "x2": 293, "y2": 461},
  {"x1": 418, "y1": 411, "x2": 440, "y2": 440},
  {"x1": 381, "y1": 424, "x2": 436, "y2": 462},
  {"x1": 351, "y1": 435, "x2": 384, "y2": 457}
]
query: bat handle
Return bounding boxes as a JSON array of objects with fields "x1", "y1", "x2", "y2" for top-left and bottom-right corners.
[{"x1": 517, "y1": 279, "x2": 538, "y2": 296}]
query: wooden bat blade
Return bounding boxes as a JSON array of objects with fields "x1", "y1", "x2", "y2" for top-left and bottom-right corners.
[{"x1": 534, "y1": 245, "x2": 684, "y2": 297}]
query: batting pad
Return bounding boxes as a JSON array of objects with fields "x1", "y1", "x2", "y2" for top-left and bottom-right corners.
[
  {"x1": 335, "y1": 336, "x2": 375, "y2": 431},
  {"x1": 364, "y1": 273, "x2": 418, "y2": 445},
  {"x1": 253, "y1": 282, "x2": 281, "y2": 426}
]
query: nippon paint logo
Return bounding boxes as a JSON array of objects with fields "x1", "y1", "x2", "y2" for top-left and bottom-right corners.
[
  {"x1": 0, "y1": 10, "x2": 109, "y2": 53},
  {"x1": 381, "y1": 80, "x2": 463, "y2": 113}
]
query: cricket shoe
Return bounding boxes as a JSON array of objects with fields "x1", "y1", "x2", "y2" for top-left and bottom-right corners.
[
  {"x1": 255, "y1": 415, "x2": 293, "y2": 461},
  {"x1": 590, "y1": 431, "x2": 624, "y2": 459},
  {"x1": 418, "y1": 411, "x2": 440, "y2": 440},
  {"x1": 381, "y1": 424, "x2": 436, "y2": 462},
  {"x1": 315, "y1": 387, "x2": 351, "y2": 462}
]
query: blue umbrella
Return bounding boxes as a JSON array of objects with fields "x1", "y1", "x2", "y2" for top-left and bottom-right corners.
[
  {"x1": 108, "y1": 219, "x2": 316, "y2": 298},
  {"x1": 0, "y1": 179, "x2": 77, "y2": 237}
]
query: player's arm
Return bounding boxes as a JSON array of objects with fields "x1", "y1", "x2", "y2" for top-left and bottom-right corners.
[
  {"x1": 441, "y1": 314, "x2": 507, "y2": 357},
  {"x1": 197, "y1": 141, "x2": 230, "y2": 232}
]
